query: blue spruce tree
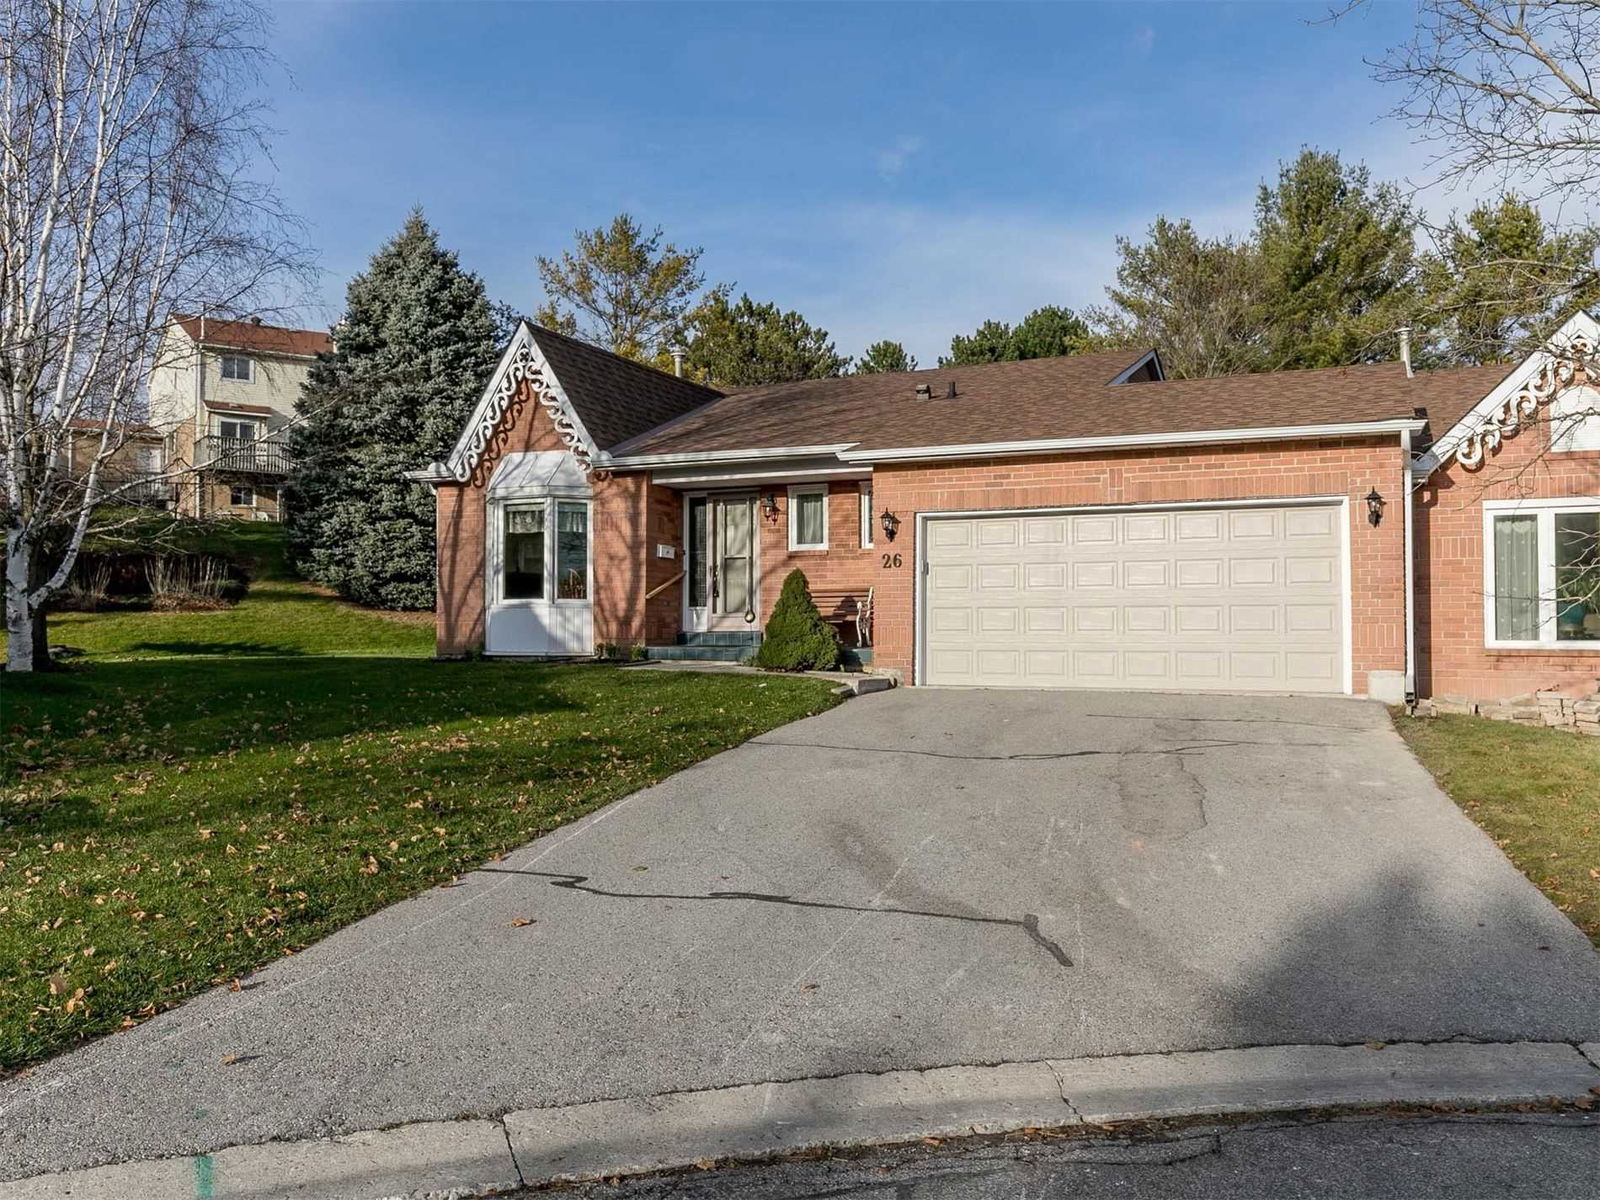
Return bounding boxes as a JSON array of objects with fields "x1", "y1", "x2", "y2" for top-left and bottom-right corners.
[{"x1": 289, "y1": 210, "x2": 501, "y2": 609}]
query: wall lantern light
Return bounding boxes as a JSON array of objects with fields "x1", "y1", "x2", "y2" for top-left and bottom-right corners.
[
  {"x1": 1365, "y1": 488, "x2": 1386, "y2": 527},
  {"x1": 879, "y1": 508, "x2": 901, "y2": 542},
  {"x1": 761, "y1": 493, "x2": 779, "y2": 520}
]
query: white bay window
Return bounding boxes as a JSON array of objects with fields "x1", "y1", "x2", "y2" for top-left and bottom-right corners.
[
  {"x1": 1484, "y1": 499, "x2": 1600, "y2": 647},
  {"x1": 485, "y1": 450, "x2": 593, "y2": 656}
]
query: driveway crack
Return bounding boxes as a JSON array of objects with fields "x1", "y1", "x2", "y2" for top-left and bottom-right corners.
[{"x1": 477, "y1": 868, "x2": 1072, "y2": 968}]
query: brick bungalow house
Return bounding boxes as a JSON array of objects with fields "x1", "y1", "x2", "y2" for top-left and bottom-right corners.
[{"x1": 413, "y1": 312, "x2": 1600, "y2": 705}]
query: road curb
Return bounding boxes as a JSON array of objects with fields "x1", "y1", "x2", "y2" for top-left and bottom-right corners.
[{"x1": 5, "y1": 1041, "x2": 1597, "y2": 1198}]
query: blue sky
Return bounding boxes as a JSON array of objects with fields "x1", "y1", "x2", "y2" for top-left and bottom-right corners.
[{"x1": 266, "y1": 1, "x2": 1446, "y2": 365}]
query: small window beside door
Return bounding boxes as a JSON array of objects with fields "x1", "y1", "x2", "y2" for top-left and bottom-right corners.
[
  {"x1": 789, "y1": 486, "x2": 828, "y2": 550},
  {"x1": 859, "y1": 482, "x2": 874, "y2": 548}
]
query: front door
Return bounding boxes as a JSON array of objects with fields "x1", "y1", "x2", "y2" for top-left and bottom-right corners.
[{"x1": 687, "y1": 494, "x2": 759, "y2": 632}]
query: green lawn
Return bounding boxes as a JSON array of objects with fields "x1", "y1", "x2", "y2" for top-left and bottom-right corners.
[
  {"x1": 1394, "y1": 712, "x2": 1600, "y2": 948},
  {"x1": 1, "y1": 539, "x2": 840, "y2": 1071},
  {"x1": 40, "y1": 521, "x2": 434, "y2": 662}
]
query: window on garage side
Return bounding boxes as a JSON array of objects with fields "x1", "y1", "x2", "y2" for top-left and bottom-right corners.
[
  {"x1": 1487, "y1": 502, "x2": 1600, "y2": 645},
  {"x1": 789, "y1": 485, "x2": 828, "y2": 550}
]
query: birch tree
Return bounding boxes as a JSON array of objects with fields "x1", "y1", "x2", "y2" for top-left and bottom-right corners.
[{"x1": 1, "y1": 0, "x2": 305, "y2": 671}]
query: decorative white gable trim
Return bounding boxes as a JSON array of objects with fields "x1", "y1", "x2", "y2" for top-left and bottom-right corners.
[
  {"x1": 443, "y1": 323, "x2": 597, "y2": 482},
  {"x1": 1424, "y1": 311, "x2": 1600, "y2": 473}
]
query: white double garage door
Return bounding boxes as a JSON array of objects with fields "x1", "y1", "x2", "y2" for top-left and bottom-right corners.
[{"x1": 920, "y1": 501, "x2": 1349, "y2": 694}]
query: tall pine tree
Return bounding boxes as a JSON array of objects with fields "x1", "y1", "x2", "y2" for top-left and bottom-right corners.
[{"x1": 288, "y1": 210, "x2": 501, "y2": 609}]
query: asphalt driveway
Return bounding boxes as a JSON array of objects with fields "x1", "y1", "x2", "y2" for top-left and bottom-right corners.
[{"x1": 3, "y1": 688, "x2": 1597, "y2": 1179}]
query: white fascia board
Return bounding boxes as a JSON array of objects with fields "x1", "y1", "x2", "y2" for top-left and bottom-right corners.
[
  {"x1": 406, "y1": 462, "x2": 453, "y2": 484},
  {"x1": 596, "y1": 444, "x2": 858, "y2": 469},
  {"x1": 1425, "y1": 310, "x2": 1600, "y2": 470},
  {"x1": 838, "y1": 419, "x2": 1427, "y2": 464},
  {"x1": 652, "y1": 465, "x2": 868, "y2": 488}
]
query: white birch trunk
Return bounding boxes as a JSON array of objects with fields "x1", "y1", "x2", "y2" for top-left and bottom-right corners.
[{"x1": 5, "y1": 526, "x2": 36, "y2": 672}]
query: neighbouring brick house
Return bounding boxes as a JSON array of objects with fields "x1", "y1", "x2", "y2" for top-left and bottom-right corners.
[{"x1": 415, "y1": 314, "x2": 1600, "y2": 707}]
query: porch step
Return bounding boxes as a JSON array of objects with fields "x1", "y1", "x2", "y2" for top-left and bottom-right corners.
[
  {"x1": 646, "y1": 644, "x2": 753, "y2": 663},
  {"x1": 675, "y1": 631, "x2": 763, "y2": 647}
]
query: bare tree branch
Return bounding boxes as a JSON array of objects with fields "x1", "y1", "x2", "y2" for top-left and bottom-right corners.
[{"x1": 1, "y1": 0, "x2": 312, "y2": 671}]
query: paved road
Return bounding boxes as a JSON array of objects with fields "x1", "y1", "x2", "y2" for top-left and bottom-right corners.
[
  {"x1": 2, "y1": 689, "x2": 1597, "y2": 1180},
  {"x1": 570, "y1": 1113, "x2": 1600, "y2": 1200}
]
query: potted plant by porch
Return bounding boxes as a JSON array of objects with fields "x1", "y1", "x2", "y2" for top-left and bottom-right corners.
[{"x1": 753, "y1": 570, "x2": 842, "y2": 671}]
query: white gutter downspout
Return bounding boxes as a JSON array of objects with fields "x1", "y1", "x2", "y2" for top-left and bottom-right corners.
[{"x1": 1402, "y1": 428, "x2": 1418, "y2": 706}]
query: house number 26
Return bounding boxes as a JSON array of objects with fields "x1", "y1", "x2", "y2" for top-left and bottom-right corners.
[{"x1": 881, "y1": 552, "x2": 903, "y2": 569}]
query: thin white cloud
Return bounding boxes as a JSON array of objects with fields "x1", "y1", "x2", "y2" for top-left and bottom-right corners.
[{"x1": 875, "y1": 136, "x2": 926, "y2": 182}]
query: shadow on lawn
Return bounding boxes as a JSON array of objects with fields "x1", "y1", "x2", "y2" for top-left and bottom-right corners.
[
  {"x1": 0, "y1": 657, "x2": 670, "y2": 774},
  {"x1": 126, "y1": 641, "x2": 307, "y2": 657}
]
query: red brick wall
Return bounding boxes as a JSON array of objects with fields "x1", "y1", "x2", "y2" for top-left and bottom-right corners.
[
  {"x1": 434, "y1": 384, "x2": 675, "y2": 657},
  {"x1": 865, "y1": 438, "x2": 1411, "y2": 693},
  {"x1": 1416, "y1": 417, "x2": 1600, "y2": 701},
  {"x1": 757, "y1": 481, "x2": 878, "y2": 639}
]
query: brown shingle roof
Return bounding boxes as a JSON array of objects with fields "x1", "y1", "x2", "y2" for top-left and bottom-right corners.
[
  {"x1": 527, "y1": 324, "x2": 724, "y2": 451},
  {"x1": 611, "y1": 353, "x2": 1518, "y2": 458},
  {"x1": 173, "y1": 315, "x2": 332, "y2": 358}
]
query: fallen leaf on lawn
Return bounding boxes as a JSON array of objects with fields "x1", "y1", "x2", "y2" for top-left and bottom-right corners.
[
  {"x1": 47, "y1": 974, "x2": 68, "y2": 996},
  {"x1": 510, "y1": 918, "x2": 536, "y2": 928}
]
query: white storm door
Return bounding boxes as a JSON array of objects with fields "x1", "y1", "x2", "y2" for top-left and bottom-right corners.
[{"x1": 709, "y1": 494, "x2": 758, "y2": 631}]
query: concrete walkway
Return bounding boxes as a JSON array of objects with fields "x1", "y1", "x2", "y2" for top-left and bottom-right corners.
[{"x1": 2, "y1": 689, "x2": 1597, "y2": 1184}]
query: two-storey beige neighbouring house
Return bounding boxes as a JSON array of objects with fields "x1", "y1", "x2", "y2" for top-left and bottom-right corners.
[{"x1": 147, "y1": 315, "x2": 333, "y2": 519}]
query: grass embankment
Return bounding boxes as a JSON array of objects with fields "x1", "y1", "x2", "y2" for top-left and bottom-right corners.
[{"x1": 1394, "y1": 712, "x2": 1600, "y2": 948}]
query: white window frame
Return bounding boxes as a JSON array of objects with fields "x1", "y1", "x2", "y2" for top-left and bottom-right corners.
[
  {"x1": 859, "y1": 481, "x2": 874, "y2": 548},
  {"x1": 788, "y1": 484, "x2": 829, "y2": 551},
  {"x1": 215, "y1": 415, "x2": 260, "y2": 441},
  {"x1": 1482, "y1": 496, "x2": 1600, "y2": 650},
  {"x1": 489, "y1": 496, "x2": 593, "y2": 608},
  {"x1": 229, "y1": 483, "x2": 255, "y2": 508},
  {"x1": 219, "y1": 354, "x2": 254, "y2": 382}
]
